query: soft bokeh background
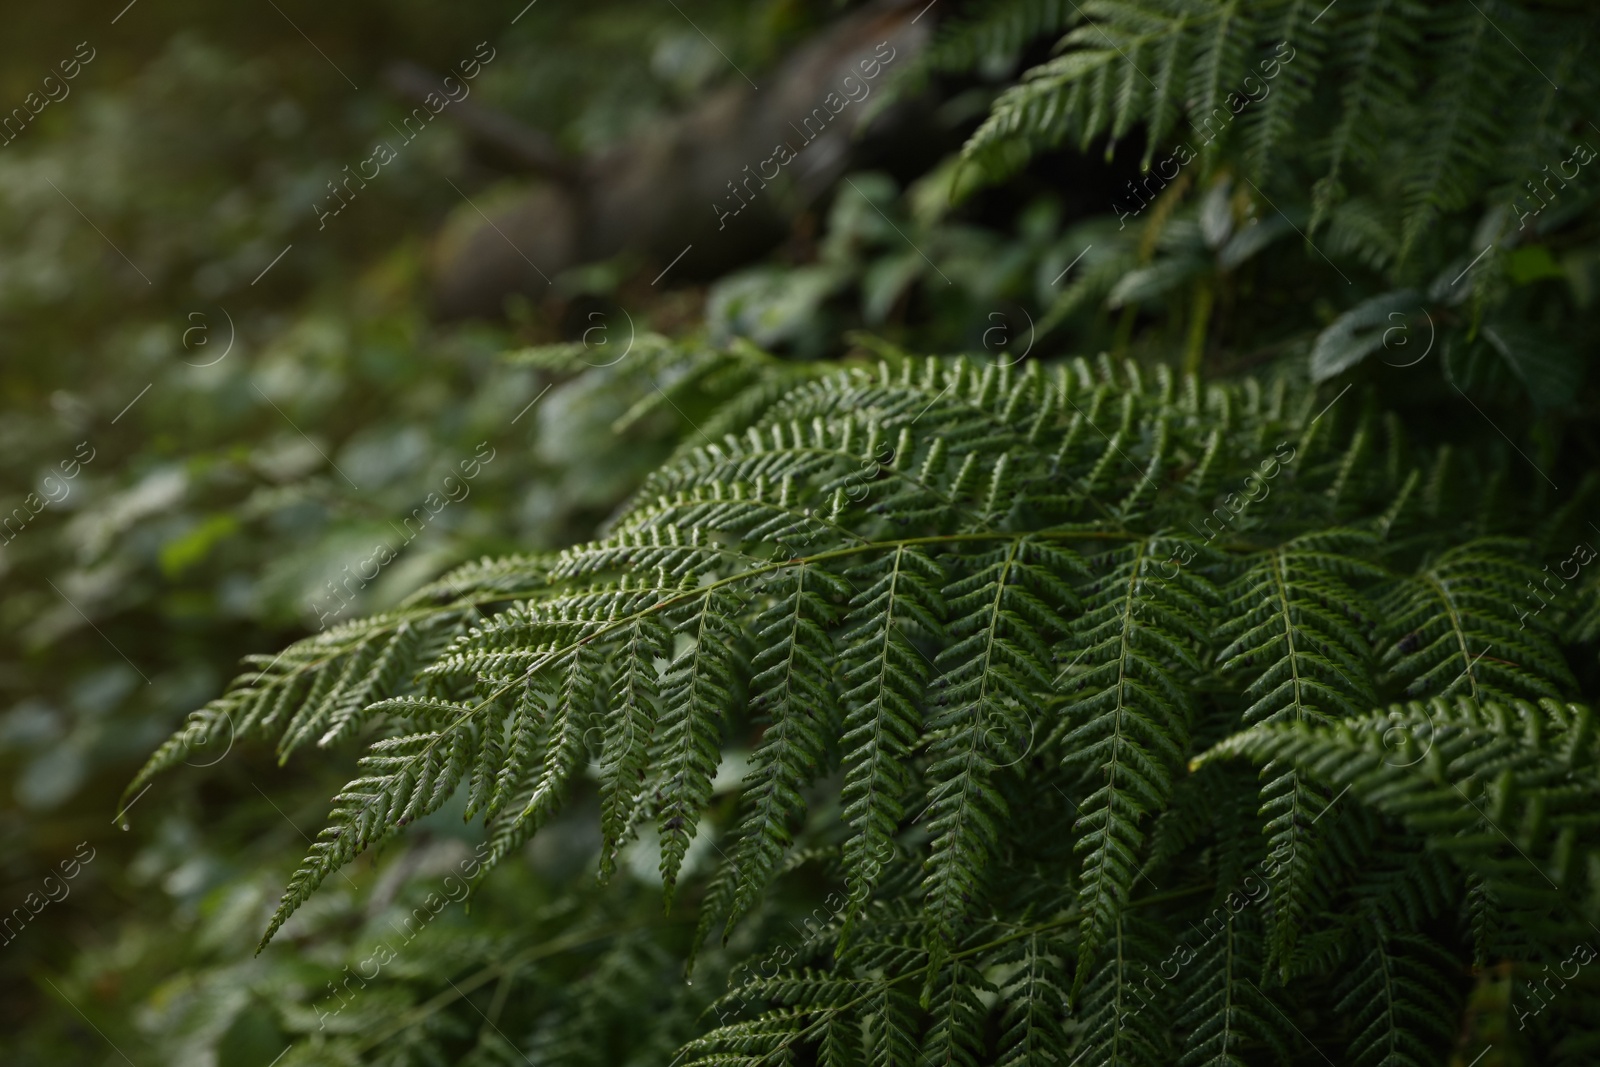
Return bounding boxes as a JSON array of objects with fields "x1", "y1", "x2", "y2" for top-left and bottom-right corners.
[{"x1": 0, "y1": 3, "x2": 795, "y2": 1062}]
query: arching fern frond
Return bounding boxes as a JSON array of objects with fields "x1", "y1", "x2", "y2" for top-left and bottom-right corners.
[
  {"x1": 1197, "y1": 696, "x2": 1600, "y2": 915},
  {"x1": 136, "y1": 350, "x2": 1600, "y2": 1065}
]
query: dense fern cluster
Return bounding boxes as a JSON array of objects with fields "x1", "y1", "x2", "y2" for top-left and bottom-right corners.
[
  {"x1": 133, "y1": 347, "x2": 1600, "y2": 1064},
  {"x1": 925, "y1": 0, "x2": 1600, "y2": 403},
  {"x1": 950, "y1": 0, "x2": 1597, "y2": 247}
]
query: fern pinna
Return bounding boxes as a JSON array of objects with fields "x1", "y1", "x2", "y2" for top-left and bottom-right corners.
[{"x1": 131, "y1": 351, "x2": 1600, "y2": 1064}]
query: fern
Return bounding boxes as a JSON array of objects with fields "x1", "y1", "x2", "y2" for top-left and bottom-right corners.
[
  {"x1": 955, "y1": 0, "x2": 1600, "y2": 241},
  {"x1": 992, "y1": 927, "x2": 1072, "y2": 1067},
  {"x1": 1214, "y1": 528, "x2": 1379, "y2": 967},
  {"x1": 1310, "y1": 0, "x2": 1424, "y2": 229},
  {"x1": 1198, "y1": 696, "x2": 1600, "y2": 914},
  {"x1": 922, "y1": 538, "x2": 1071, "y2": 956},
  {"x1": 713, "y1": 564, "x2": 846, "y2": 933},
  {"x1": 1174, "y1": 911, "x2": 1289, "y2": 1065},
  {"x1": 1378, "y1": 539, "x2": 1575, "y2": 703},
  {"x1": 945, "y1": 0, "x2": 1600, "y2": 409},
  {"x1": 1060, "y1": 532, "x2": 1212, "y2": 984},
  {"x1": 1069, "y1": 912, "x2": 1169, "y2": 1067},
  {"x1": 1336, "y1": 930, "x2": 1461, "y2": 1067},
  {"x1": 655, "y1": 586, "x2": 743, "y2": 903},
  {"x1": 137, "y1": 348, "x2": 1600, "y2": 1064}
]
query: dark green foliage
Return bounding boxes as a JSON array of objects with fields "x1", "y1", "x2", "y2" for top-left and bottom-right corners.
[
  {"x1": 1336, "y1": 931, "x2": 1462, "y2": 1067},
  {"x1": 1175, "y1": 911, "x2": 1289, "y2": 1065},
  {"x1": 954, "y1": 0, "x2": 1598, "y2": 236},
  {"x1": 931, "y1": 0, "x2": 1600, "y2": 406},
  {"x1": 137, "y1": 346, "x2": 1600, "y2": 1062}
]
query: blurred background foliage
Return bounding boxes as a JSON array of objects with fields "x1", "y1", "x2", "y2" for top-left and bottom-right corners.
[
  {"x1": 3, "y1": 0, "x2": 1598, "y2": 1063},
  {"x1": 0, "y1": 3, "x2": 785, "y2": 1061}
]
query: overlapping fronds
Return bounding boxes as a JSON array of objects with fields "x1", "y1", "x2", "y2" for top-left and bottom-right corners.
[
  {"x1": 137, "y1": 349, "x2": 1600, "y2": 1063},
  {"x1": 952, "y1": 0, "x2": 1600, "y2": 260},
  {"x1": 1198, "y1": 696, "x2": 1600, "y2": 915}
]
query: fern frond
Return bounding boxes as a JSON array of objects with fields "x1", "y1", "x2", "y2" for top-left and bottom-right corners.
[
  {"x1": 1215, "y1": 528, "x2": 1380, "y2": 965},
  {"x1": 839, "y1": 545, "x2": 946, "y2": 923},
  {"x1": 1060, "y1": 533, "x2": 1215, "y2": 984},
  {"x1": 925, "y1": 0, "x2": 1076, "y2": 74},
  {"x1": 922, "y1": 539, "x2": 1079, "y2": 951},
  {"x1": 1378, "y1": 539, "x2": 1575, "y2": 703},
  {"x1": 1185, "y1": 0, "x2": 1252, "y2": 143},
  {"x1": 1241, "y1": 0, "x2": 1323, "y2": 175},
  {"x1": 655, "y1": 586, "x2": 744, "y2": 904},
  {"x1": 1069, "y1": 913, "x2": 1169, "y2": 1065},
  {"x1": 259, "y1": 702, "x2": 477, "y2": 948},
  {"x1": 137, "y1": 349, "x2": 1600, "y2": 1065},
  {"x1": 1397, "y1": 5, "x2": 1516, "y2": 259},
  {"x1": 597, "y1": 615, "x2": 670, "y2": 883},
  {"x1": 1174, "y1": 911, "x2": 1288, "y2": 1066},
  {"x1": 921, "y1": 958, "x2": 992, "y2": 1067},
  {"x1": 1197, "y1": 696, "x2": 1600, "y2": 912},
  {"x1": 1309, "y1": 0, "x2": 1424, "y2": 231},
  {"x1": 1336, "y1": 930, "x2": 1460, "y2": 1067},
  {"x1": 991, "y1": 928, "x2": 1072, "y2": 1067},
  {"x1": 711, "y1": 564, "x2": 849, "y2": 937},
  {"x1": 122, "y1": 610, "x2": 454, "y2": 803},
  {"x1": 471, "y1": 642, "x2": 603, "y2": 881}
]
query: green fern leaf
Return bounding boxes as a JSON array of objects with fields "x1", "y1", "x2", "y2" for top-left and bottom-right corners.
[
  {"x1": 1060, "y1": 533, "x2": 1215, "y2": 987},
  {"x1": 839, "y1": 545, "x2": 946, "y2": 925},
  {"x1": 1379, "y1": 539, "x2": 1575, "y2": 703},
  {"x1": 656, "y1": 586, "x2": 744, "y2": 904},
  {"x1": 597, "y1": 615, "x2": 670, "y2": 883},
  {"x1": 922, "y1": 539, "x2": 1080, "y2": 952},
  {"x1": 1174, "y1": 911, "x2": 1289, "y2": 1065},
  {"x1": 1336, "y1": 930, "x2": 1460, "y2": 1067},
  {"x1": 714, "y1": 563, "x2": 849, "y2": 935}
]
